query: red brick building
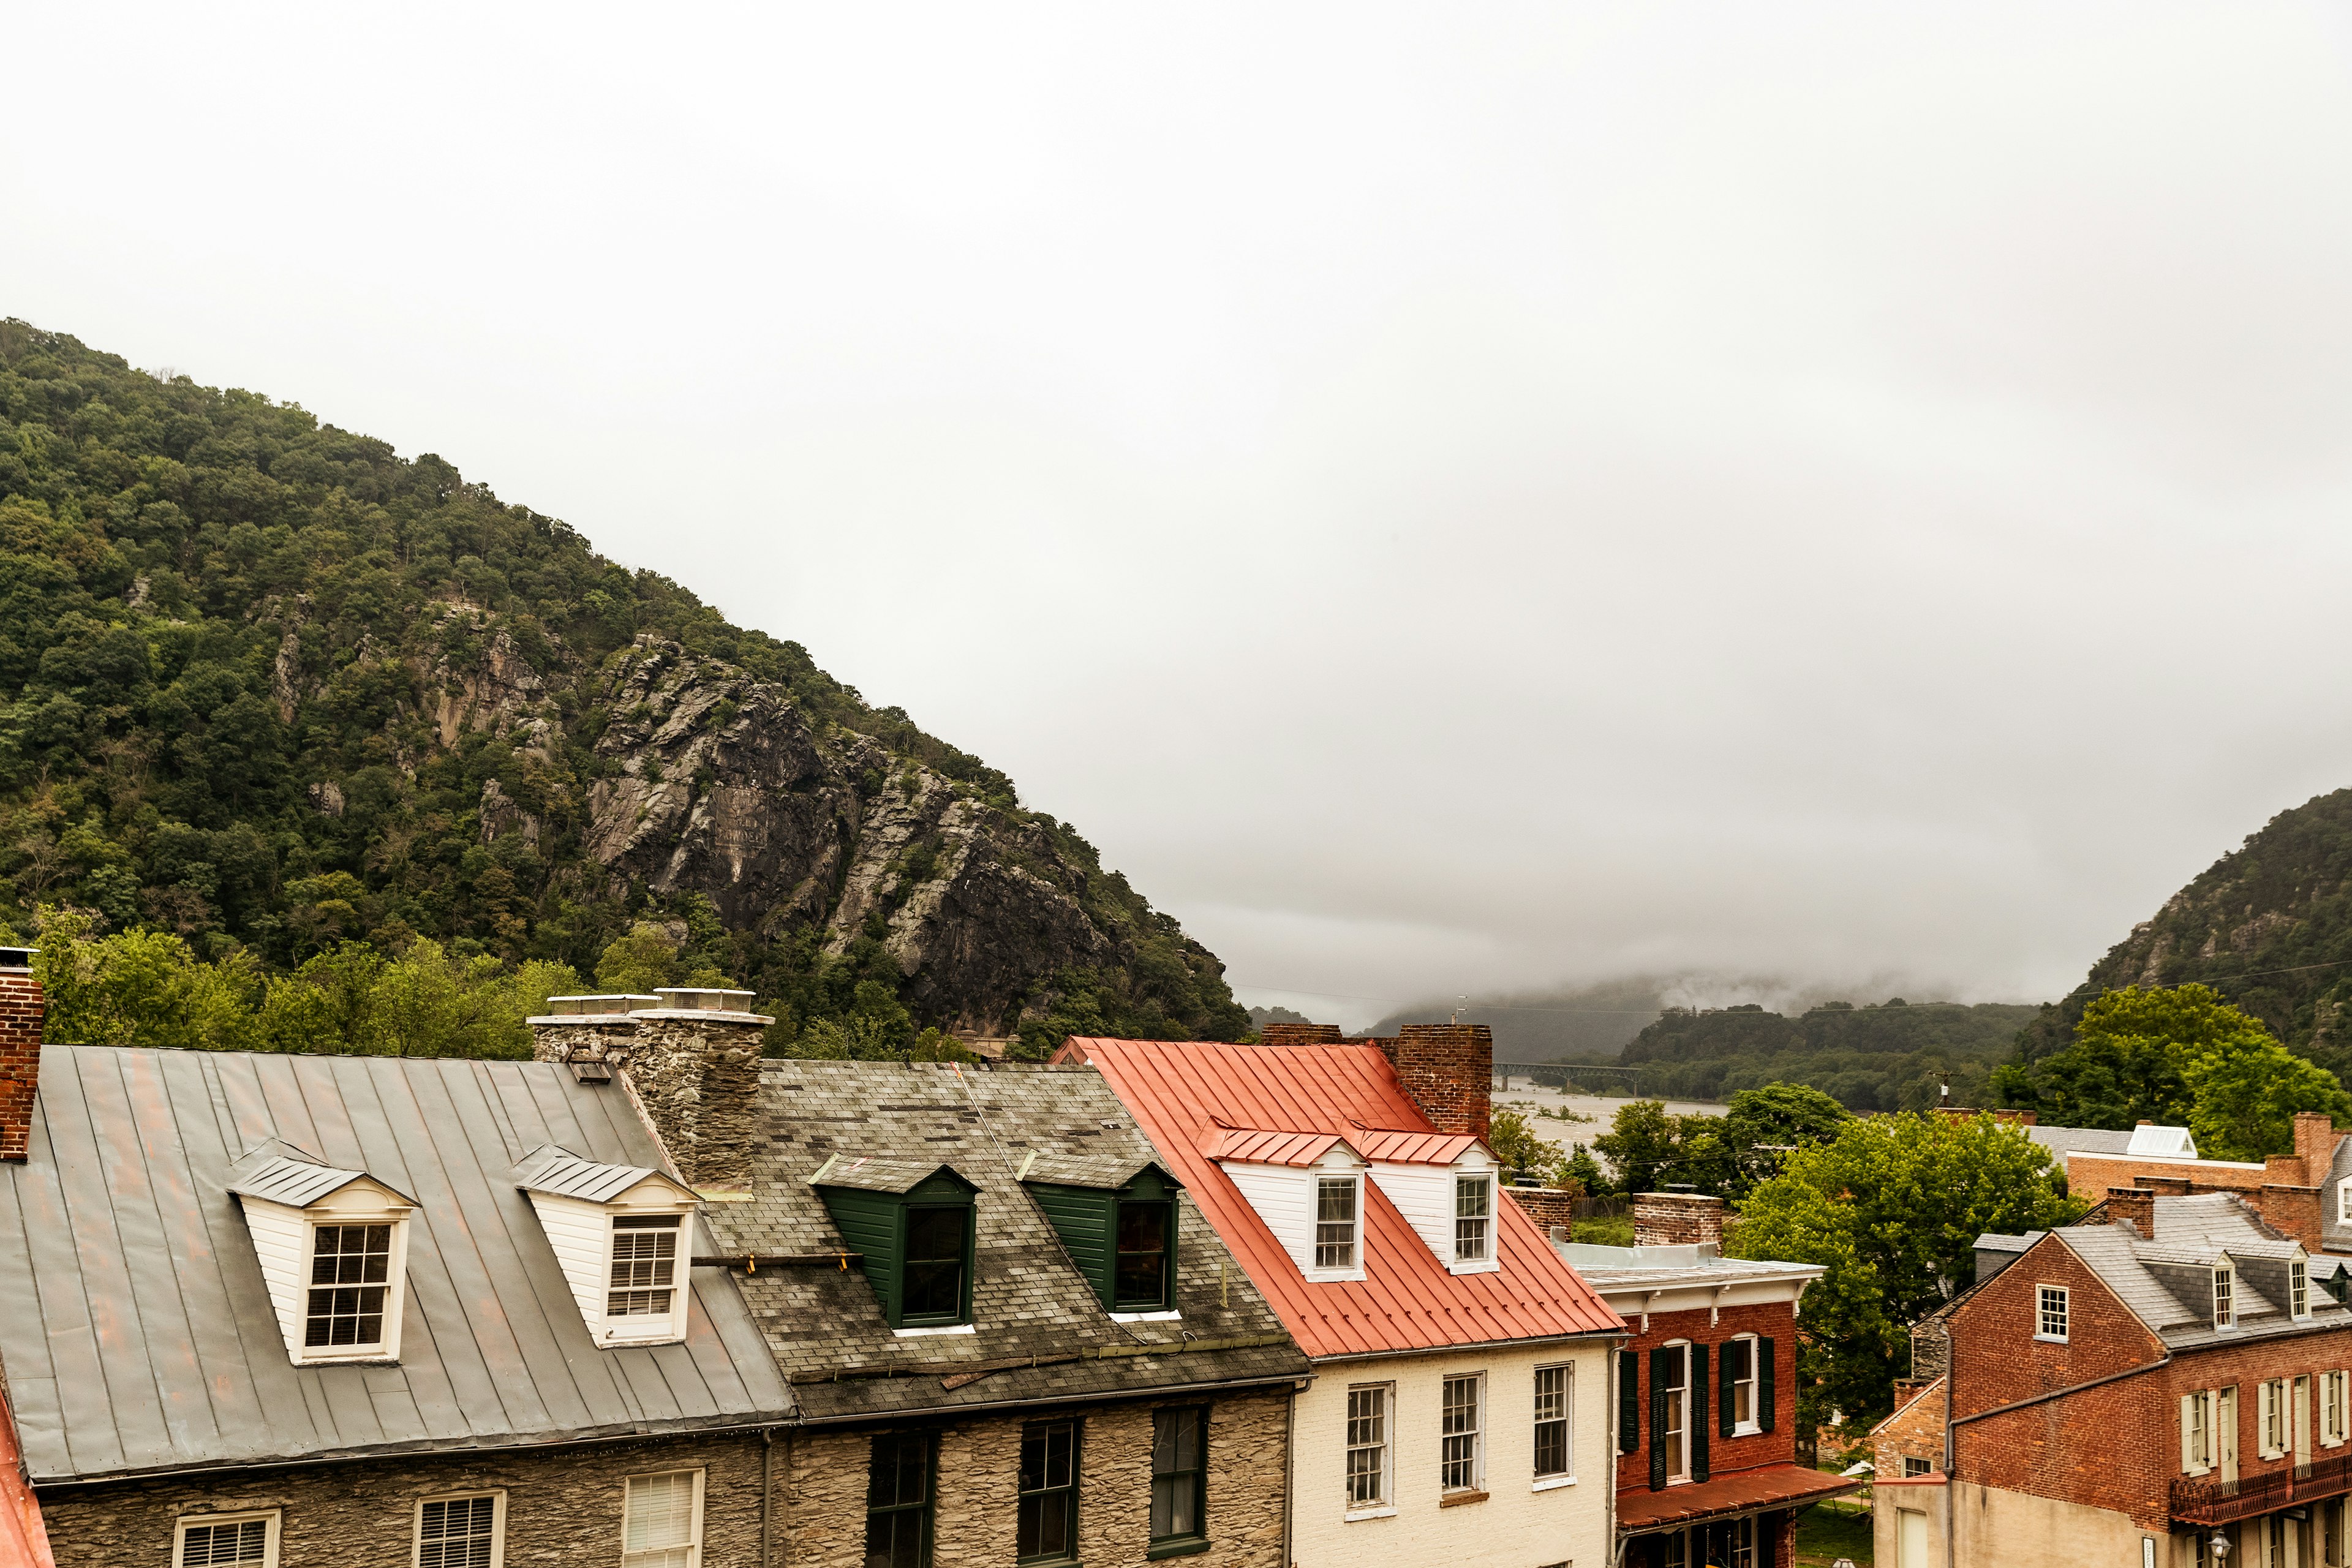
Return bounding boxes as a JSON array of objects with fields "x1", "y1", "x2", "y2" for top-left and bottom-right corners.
[
  {"x1": 1554, "y1": 1191, "x2": 1855, "y2": 1567},
  {"x1": 1877, "y1": 1188, "x2": 2352, "y2": 1568}
]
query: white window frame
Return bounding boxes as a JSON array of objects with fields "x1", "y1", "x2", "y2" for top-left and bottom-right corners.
[
  {"x1": 2261, "y1": 1378, "x2": 2289, "y2": 1460},
  {"x1": 2184, "y1": 1389, "x2": 2214, "y2": 1475},
  {"x1": 1532, "y1": 1362, "x2": 1575, "y2": 1486},
  {"x1": 175, "y1": 1510, "x2": 281, "y2": 1568},
  {"x1": 2214, "y1": 1265, "x2": 2234, "y2": 1330},
  {"x1": 2035, "y1": 1284, "x2": 2069, "y2": 1344},
  {"x1": 414, "y1": 1490, "x2": 506, "y2": 1568},
  {"x1": 1344, "y1": 1382, "x2": 1393, "y2": 1517},
  {"x1": 1727, "y1": 1333, "x2": 1762, "y2": 1434},
  {"x1": 1440, "y1": 1371, "x2": 1485, "y2": 1494},
  {"x1": 2293, "y1": 1258, "x2": 2312, "y2": 1321},
  {"x1": 2340, "y1": 1177, "x2": 2352, "y2": 1226},
  {"x1": 603, "y1": 1210, "x2": 692, "y2": 1344},
  {"x1": 297, "y1": 1213, "x2": 411, "y2": 1365},
  {"x1": 620, "y1": 1469, "x2": 704, "y2": 1568},
  {"x1": 2324, "y1": 1371, "x2": 2350, "y2": 1449},
  {"x1": 1312, "y1": 1174, "x2": 1362, "y2": 1278},
  {"x1": 1452, "y1": 1172, "x2": 1493, "y2": 1265},
  {"x1": 1660, "y1": 1340, "x2": 1692, "y2": 1483}
]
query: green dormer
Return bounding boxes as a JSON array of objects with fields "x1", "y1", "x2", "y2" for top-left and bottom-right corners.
[
  {"x1": 1018, "y1": 1153, "x2": 1185, "y2": 1314},
  {"x1": 810, "y1": 1156, "x2": 980, "y2": 1330}
]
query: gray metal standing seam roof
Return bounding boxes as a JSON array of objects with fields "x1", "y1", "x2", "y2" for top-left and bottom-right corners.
[
  {"x1": 510, "y1": 1142, "x2": 676, "y2": 1204},
  {"x1": 0, "y1": 1047, "x2": 793, "y2": 1484}
]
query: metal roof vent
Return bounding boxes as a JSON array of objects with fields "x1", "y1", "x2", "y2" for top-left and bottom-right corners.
[{"x1": 571, "y1": 1060, "x2": 614, "y2": 1085}]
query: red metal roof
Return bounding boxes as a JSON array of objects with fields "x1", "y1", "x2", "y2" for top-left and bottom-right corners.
[
  {"x1": 1197, "y1": 1127, "x2": 1357, "y2": 1166},
  {"x1": 1615, "y1": 1464, "x2": 1860, "y2": 1531},
  {"x1": 1351, "y1": 1128, "x2": 1483, "y2": 1165},
  {"x1": 1076, "y1": 1039, "x2": 1625, "y2": 1359},
  {"x1": 0, "y1": 1379, "x2": 55, "y2": 1568}
]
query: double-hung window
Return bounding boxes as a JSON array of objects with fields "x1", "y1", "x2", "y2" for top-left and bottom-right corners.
[
  {"x1": 1453, "y1": 1175, "x2": 1491, "y2": 1264},
  {"x1": 2214, "y1": 1266, "x2": 2235, "y2": 1330},
  {"x1": 1723, "y1": 1336, "x2": 1758, "y2": 1433},
  {"x1": 1115, "y1": 1200, "x2": 1174, "y2": 1312},
  {"x1": 2035, "y1": 1285, "x2": 2069, "y2": 1343},
  {"x1": 620, "y1": 1471, "x2": 703, "y2": 1568},
  {"x1": 2294, "y1": 1259, "x2": 2312, "y2": 1320},
  {"x1": 866, "y1": 1433, "x2": 935, "y2": 1568},
  {"x1": 1345, "y1": 1384, "x2": 1390, "y2": 1510},
  {"x1": 1533, "y1": 1364, "x2": 1573, "y2": 1481},
  {"x1": 1441, "y1": 1373, "x2": 1485, "y2": 1493},
  {"x1": 2184, "y1": 1389, "x2": 2214, "y2": 1473},
  {"x1": 1316, "y1": 1178, "x2": 1359, "y2": 1272},
  {"x1": 1017, "y1": 1420, "x2": 1080, "y2": 1564},
  {"x1": 1150, "y1": 1406, "x2": 1209, "y2": 1553},
  {"x1": 307, "y1": 1223, "x2": 395, "y2": 1352},
  {"x1": 2262, "y1": 1379, "x2": 2290, "y2": 1460},
  {"x1": 1660, "y1": 1345, "x2": 1691, "y2": 1482},
  {"x1": 2324, "y1": 1371, "x2": 2351, "y2": 1447},
  {"x1": 609, "y1": 1215, "x2": 681, "y2": 1321},
  {"x1": 417, "y1": 1492, "x2": 503, "y2": 1568},
  {"x1": 903, "y1": 1207, "x2": 970, "y2": 1324},
  {"x1": 2340, "y1": 1178, "x2": 2352, "y2": 1226},
  {"x1": 176, "y1": 1512, "x2": 278, "y2": 1567}
]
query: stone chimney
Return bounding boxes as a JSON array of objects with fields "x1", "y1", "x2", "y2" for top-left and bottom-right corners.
[
  {"x1": 529, "y1": 989, "x2": 772, "y2": 1199},
  {"x1": 1632, "y1": 1189, "x2": 1725, "y2": 1248},
  {"x1": 1260, "y1": 1022, "x2": 1345, "y2": 1047},
  {"x1": 2296, "y1": 1111, "x2": 2343, "y2": 1186},
  {"x1": 1391, "y1": 1023, "x2": 1491, "y2": 1139},
  {"x1": 0, "y1": 948, "x2": 39, "y2": 1163},
  {"x1": 2105, "y1": 1185, "x2": 2155, "y2": 1240}
]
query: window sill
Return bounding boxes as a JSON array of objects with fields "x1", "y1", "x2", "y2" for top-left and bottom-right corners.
[
  {"x1": 1446, "y1": 1261, "x2": 1502, "y2": 1276},
  {"x1": 292, "y1": 1352, "x2": 397, "y2": 1367},
  {"x1": 893, "y1": 1323, "x2": 978, "y2": 1338},
  {"x1": 1147, "y1": 1538, "x2": 1211, "y2": 1560},
  {"x1": 1112, "y1": 1310, "x2": 1181, "y2": 1323},
  {"x1": 1531, "y1": 1476, "x2": 1577, "y2": 1492},
  {"x1": 1439, "y1": 1489, "x2": 1489, "y2": 1509},
  {"x1": 1732, "y1": 1422, "x2": 1762, "y2": 1438},
  {"x1": 2032, "y1": 1333, "x2": 2068, "y2": 1345},
  {"x1": 1343, "y1": 1506, "x2": 1396, "y2": 1523}
]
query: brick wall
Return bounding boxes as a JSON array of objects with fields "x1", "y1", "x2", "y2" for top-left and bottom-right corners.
[
  {"x1": 1631, "y1": 1192, "x2": 1724, "y2": 1248},
  {"x1": 1506, "y1": 1186, "x2": 1581, "y2": 1233},
  {"x1": 788, "y1": 1389, "x2": 1290, "y2": 1568},
  {"x1": 1389, "y1": 1024, "x2": 1491, "y2": 1140},
  {"x1": 38, "y1": 1430, "x2": 775, "y2": 1568},
  {"x1": 1259, "y1": 1023, "x2": 1344, "y2": 1047},
  {"x1": 0, "y1": 965, "x2": 41, "y2": 1162},
  {"x1": 1613, "y1": 1300, "x2": 1800, "y2": 1494}
]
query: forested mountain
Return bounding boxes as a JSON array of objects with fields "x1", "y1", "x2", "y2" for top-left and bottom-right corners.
[
  {"x1": 2011, "y1": 787, "x2": 2352, "y2": 1084},
  {"x1": 1603, "y1": 998, "x2": 2041, "y2": 1111},
  {"x1": 0, "y1": 319, "x2": 1246, "y2": 1056}
]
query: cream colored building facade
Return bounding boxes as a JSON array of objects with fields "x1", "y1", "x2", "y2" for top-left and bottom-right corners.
[
  {"x1": 1289, "y1": 1338, "x2": 1615, "y2": 1568},
  {"x1": 1874, "y1": 1479, "x2": 2174, "y2": 1568}
]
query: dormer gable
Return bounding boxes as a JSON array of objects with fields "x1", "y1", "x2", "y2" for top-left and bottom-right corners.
[
  {"x1": 1017, "y1": 1153, "x2": 1185, "y2": 1316},
  {"x1": 1205, "y1": 1128, "x2": 1370, "y2": 1283},
  {"x1": 227, "y1": 1139, "x2": 419, "y2": 1365},
  {"x1": 811, "y1": 1158, "x2": 981, "y2": 1332},
  {"x1": 513, "y1": 1144, "x2": 698, "y2": 1347},
  {"x1": 1357, "y1": 1129, "x2": 1503, "y2": 1275}
]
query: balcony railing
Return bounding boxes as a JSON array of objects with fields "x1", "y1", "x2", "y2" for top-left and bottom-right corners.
[{"x1": 2171, "y1": 1453, "x2": 2352, "y2": 1526}]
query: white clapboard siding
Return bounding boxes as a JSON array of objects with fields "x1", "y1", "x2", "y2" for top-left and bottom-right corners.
[
  {"x1": 1369, "y1": 1152, "x2": 1501, "y2": 1275},
  {"x1": 1223, "y1": 1152, "x2": 1367, "y2": 1282},
  {"x1": 237, "y1": 1180, "x2": 414, "y2": 1362},
  {"x1": 526, "y1": 1182, "x2": 693, "y2": 1345},
  {"x1": 241, "y1": 1197, "x2": 311, "y2": 1359}
]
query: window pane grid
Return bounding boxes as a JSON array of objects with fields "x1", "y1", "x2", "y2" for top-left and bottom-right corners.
[
  {"x1": 1316, "y1": 1180, "x2": 1357, "y2": 1270},
  {"x1": 1016, "y1": 1420, "x2": 1080, "y2": 1562},
  {"x1": 865, "y1": 1432, "x2": 933, "y2": 1568},
  {"x1": 1441, "y1": 1374, "x2": 1482, "y2": 1491},
  {"x1": 418, "y1": 1496, "x2": 497, "y2": 1568},
  {"x1": 1346, "y1": 1386, "x2": 1388, "y2": 1506},
  {"x1": 1150, "y1": 1407, "x2": 1207, "y2": 1542},
  {"x1": 904, "y1": 1206, "x2": 968, "y2": 1321},
  {"x1": 1115, "y1": 1202, "x2": 1172, "y2": 1311},
  {"x1": 1453, "y1": 1176, "x2": 1490, "y2": 1262},
  {"x1": 2037, "y1": 1286, "x2": 2067, "y2": 1340},
  {"x1": 1534, "y1": 1365, "x2": 1570, "y2": 1478},
  {"x1": 609, "y1": 1217, "x2": 679, "y2": 1318},
  {"x1": 304, "y1": 1224, "x2": 391, "y2": 1348},
  {"x1": 180, "y1": 1519, "x2": 270, "y2": 1566}
]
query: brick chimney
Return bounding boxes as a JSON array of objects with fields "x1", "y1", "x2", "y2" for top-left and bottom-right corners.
[
  {"x1": 1260, "y1": 1022, "x2": 1345, "y2": 1047},
  {"x1": 2295, "y1": 1111, "x2": 2343, "y2": 1186},
  {"x1": 530, "y1": 989, "x2": 772, "y2": 1199},
  {"x1": 1632, "y1": 1190, "x2": 1725, "y2": 1248},
  {"x1": 1391, "y1": 1023, "x2": 1491, "y2": 1139},
  {"x1": 2105, "y1": 1186, "x2": 2155, "y2": 1240},
  {"x1": 2255, "y1": 1184, "x2": 2324, "y2": 1251},
  {"x1": 0, "y1": 947, "x2": 37, "y2": 1163}
]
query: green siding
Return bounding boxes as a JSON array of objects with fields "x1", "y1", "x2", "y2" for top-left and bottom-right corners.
[
  {"x1": 1029, "y1": 1185, "x2": 1117, "y2": 1303},
  {"x1": 818, "y1": 1186, "x2": 908, "y2": 1321}
]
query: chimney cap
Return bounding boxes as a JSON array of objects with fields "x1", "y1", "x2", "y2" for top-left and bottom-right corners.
[
  {"x1": 543, "y1": 994, "x2": 662, "y2": 1017},
  {"x1": 0, "y1": 946, "x2": 34, "y2": 970}
]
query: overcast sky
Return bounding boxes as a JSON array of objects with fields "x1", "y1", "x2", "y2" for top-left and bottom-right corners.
[{"x1": 10, "y1": 2, "x2": 2352, "y2": 1028}]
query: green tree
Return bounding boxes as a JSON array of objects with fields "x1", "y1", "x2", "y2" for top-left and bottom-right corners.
[
  {"x1": 2181, "y1": 1034, "x2": 2352, "y2": 1161},
  {"x1": 595, "y1": 922, "x2": 682, "y2": 994},
  {"x1": 1730, "y1": 1112, "x2": 2083, "y2": 1436},
  {"x1": 1592, "y1": 1100, "x2": 1686, "y2": 1193},
  {"x1": 1488, "y1": 1107, "x2": 1572, "y2": 1186}
]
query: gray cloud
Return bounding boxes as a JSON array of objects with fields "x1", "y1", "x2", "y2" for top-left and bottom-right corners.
[{"x1": 9, "y1": 2, "x2": 2352, "y2": 1029}]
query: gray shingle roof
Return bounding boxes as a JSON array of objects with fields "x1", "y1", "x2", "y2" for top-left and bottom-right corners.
[
  {"x1": 2037, "y1": 1194, "x2": 2352, "y2": 1351},
  {"x1": 807, "y1": 1155, "x2": 968, "y2": 1194},
  {"x1": 1014, "y1": 1152, "x2": 1174, "y2": 1189},
  {"x1": 0, "y1": 1047, "x2": 793, "y2": 1484},
  {"x1": 705, "y1": 1060, "x2": 1308, "y2": 1422}
]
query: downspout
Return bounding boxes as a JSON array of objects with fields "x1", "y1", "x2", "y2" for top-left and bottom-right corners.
[
  {"x1": 761, "y1": 1427, "x2": 775, "y2": 1567},
  {"x1": 1284, "y1": 1380, "x2": 1300, "y2": 1568},
  {"x1": 1608, "y1": 1336, "x2": 1625, "y2": 1568}
]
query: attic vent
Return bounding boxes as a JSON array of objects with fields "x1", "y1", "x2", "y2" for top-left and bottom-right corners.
[{"x1": 571, "y1": 1060, "x2": 613, "y2": 1085}]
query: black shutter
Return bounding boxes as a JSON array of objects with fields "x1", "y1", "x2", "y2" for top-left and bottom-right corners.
[
  {"x1": 1720, "y1": 1341, "x2": 1736, "y2": 1439},
  {"x1": 1649, "y1": 1348, "x2": 1670, "y2": 1490},
  {"x1": 1760, "y1": 1336, "x2": 1777, "y2": 1434},
  {"x1": 1618, "y1": 1350, "x2": 1640, "y2": 1455},
  {"x1": 1691, "y1": 1343, "x2": 1711, "y2": 1482}
]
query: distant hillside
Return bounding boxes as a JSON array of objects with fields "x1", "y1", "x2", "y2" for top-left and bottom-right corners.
[
  {"x1": 2015, "y1": 786, "x2": 2352, "y2": 1084},
  {"x1": 0, "y1": 320, "x2": 1246, "y2": 1055},
  {"x1": 1608, "y1": 998, "x2": 2042, "y2": 1111},
  {"x1": 1370, "y1": 976, "x2": 1671, "y2": 1060}
]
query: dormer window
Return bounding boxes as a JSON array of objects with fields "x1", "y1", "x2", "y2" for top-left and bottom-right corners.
[
  {"x1": 1019, "y1": 1155, "x2": 1185, "y2": 1317},
  {"x1": 2294, "y1": 1257, "x2": 2311, "y2": 1320},
  {"x1": 812, "y1": 1157, "x2": 979, "y2": 1332},
  {"x1": 1316, "y1": 1176, "x2": 1360, "y2": 1270},
  {"x1": 2214, "y1": 1264, "x2": 2235, "y2": 1329},
  {"x1": 1454, "y1": 1174, "x2": 1492, "y2": 1264},
  {"x1": 228, "y1": 1140, "x2": 418, "y2": 1366},
  {"x1": 513, "y1": 1145, "x2": 699, "y2": 1346}
]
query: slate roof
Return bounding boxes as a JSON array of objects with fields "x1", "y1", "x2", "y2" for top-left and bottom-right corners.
[
  {"x1": 701, "y1": 1060, "x2": 1309, "y2": 1422},
  {"x1": 1977, "y1": 1193, "x2": 2352, "y2": 1353},
  {"x1": 0, "y1": 1047, "x2": 793, "y2": 1484},
  {"x1": 2323, "y1": 1133, "x2": 2352, "y2": 1254},
  {"x1": 1076, "y1": 1039, "x2": 1626, "y2": 1359},
  {"x1": 1013, "y1": 1152, "x2": 1172, "y2": 1189}
]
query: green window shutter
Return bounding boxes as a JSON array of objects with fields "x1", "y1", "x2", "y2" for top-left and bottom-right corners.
[
  {"x1": 1691, "y1": 1343, "x2": 1710, "y2": 1483},
  {"x1": 1648, "y1": 1348, "x2": 1669, "y2": 1491},
  {"x1": 1618, "y1": 1351, "x2": 1640, "y2": 1455},
  {"x1": 1760, "y1": 1337, "x2": 1776, "y2": 1434},
  {"x1": 1720, "y1": 1343, "x2": 1736, "y2": 1439}
]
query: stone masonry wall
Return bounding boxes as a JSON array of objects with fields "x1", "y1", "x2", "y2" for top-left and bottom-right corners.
[
  {"x1": 0, "y1": 967, "x2": 40, "y2": 1161},
  {"x1": 788, "y1": 1388, "x2": 1291, "y2": 1568},
  {"x1": 37, "y1": 1430, "x2": 775, "y2": 1568},
  {"x1": 1389, "y1": 1024, "x2": 1491, "y2": 1140},
  {"x1": 529, "y1": 1013, "x2": 764, "y2": 1194}
]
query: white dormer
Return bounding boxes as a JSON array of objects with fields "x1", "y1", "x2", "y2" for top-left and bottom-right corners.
[
  {"x1": 1205, "y1": 1128, "x2": 1370, "y2": 1283},
  {"x1": 227, "y1": 1140, "x2": 420, "y2": 1366},
  {"x1": 1355, "y1": 1129, "x2": 1503, "y2": 1276},
  {"x1": 514, "y1": 1145, "x2": 699, "y2": 1346}
]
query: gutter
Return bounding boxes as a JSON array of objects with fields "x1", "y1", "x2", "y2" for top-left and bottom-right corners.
[
  {"x1": 787, "y1": 1370, "x2": 1313, "y2": 1425},
  {"x1": 1308, "y1": 1326, "x2": 1625, "y2": 1366}
]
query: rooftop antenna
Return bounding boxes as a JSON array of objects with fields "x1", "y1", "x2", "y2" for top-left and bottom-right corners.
[
  {"x1": 1452, "y1": 993, "x2": 1467, "y2": 1025},
  {"x1": 1940, "y1": 1072, "x2": 1951, "y2": 1108}
]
